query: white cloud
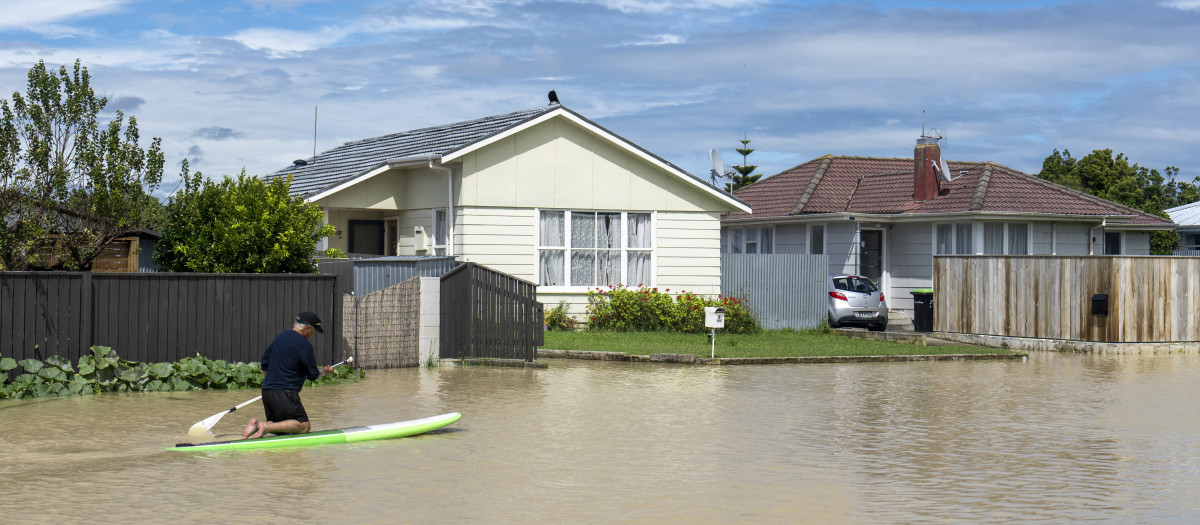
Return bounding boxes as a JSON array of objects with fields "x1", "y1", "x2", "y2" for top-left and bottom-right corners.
[
  {"x1": 1162, "y1": 1, "x2": 1200, "y2": 9},
  {"x1": 0, "y1": 0, "x2": 128, "y2": 30}
]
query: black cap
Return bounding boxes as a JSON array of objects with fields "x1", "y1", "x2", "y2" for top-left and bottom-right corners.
[{"x1": 296, "y1": 311, "x2": 324, "y2": 333}]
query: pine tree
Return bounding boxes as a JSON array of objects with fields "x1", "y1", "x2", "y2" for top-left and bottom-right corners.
[{"x1": 725, "y1": 132, "x2": 762, "y2": 192}]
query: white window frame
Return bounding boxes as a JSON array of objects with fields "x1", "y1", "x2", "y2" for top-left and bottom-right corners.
[
  {"x1": 725, "y1": 226, "x2": 774, "y2": 254},
  {"x1": 536, "y1": 209, "x2": 656, "y2": 291},
  {"x1": 432, "y1": 208, "x2": 449, "y2": 256}
]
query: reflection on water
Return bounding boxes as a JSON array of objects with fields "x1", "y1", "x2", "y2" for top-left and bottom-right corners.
[{"x1": 3, "y1": 352, "x2": 1200, "y2": 523}]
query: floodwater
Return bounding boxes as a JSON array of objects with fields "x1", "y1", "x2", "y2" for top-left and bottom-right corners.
[{"x1": 3, "y1": 352, "x2": 1200, "y2": 524}]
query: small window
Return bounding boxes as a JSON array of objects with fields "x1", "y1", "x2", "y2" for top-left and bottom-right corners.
[
  {"x1": 1104, "y1": 231, "x2": 1122, "y2": 255},
  {"x1": 935, "y1": 224, "x2": 953, "y2": 255},
  {"x1": 759, "y1": 227, "x2": 774, "y2": 254},
  {"x1": 955, "y1": 224, "x2": 973, "y2": 255},
  {"x1": 810, "y1": 225, "x2": 824, "y2": 255},
  {"x1": 433, "y1": 208, "x2": 449, "y2": 256}
]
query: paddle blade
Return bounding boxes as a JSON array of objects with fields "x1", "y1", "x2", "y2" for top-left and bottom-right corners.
[{"x1": 187, "y1": 419, "x2": 218, "y2": 438}]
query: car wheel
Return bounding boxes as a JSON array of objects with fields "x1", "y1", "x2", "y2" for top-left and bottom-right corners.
[{"x1": 828, "y1": 315, "x2": 840, "y2": 329}]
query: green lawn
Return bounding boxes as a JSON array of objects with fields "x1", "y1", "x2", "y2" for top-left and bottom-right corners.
[{"x1": 541, "y1": 329, "x2": 1017, "y2": 358}]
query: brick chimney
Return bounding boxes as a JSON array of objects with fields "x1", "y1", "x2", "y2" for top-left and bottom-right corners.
[{"x1": 913, "y1": 137, "x2": 942, "y2": 201}]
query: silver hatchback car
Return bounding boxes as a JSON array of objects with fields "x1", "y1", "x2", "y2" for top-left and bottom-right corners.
[{"x1": 827, "y1": 275, "x2": 888, "y2": 331}]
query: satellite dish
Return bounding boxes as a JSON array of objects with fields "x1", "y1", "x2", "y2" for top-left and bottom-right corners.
[
  {"x1": 939, "y1": 158, "x2": 952, "y2": 182},
  {"x1": 709, "y1": 148, "x2": 726, "y2": 187}
]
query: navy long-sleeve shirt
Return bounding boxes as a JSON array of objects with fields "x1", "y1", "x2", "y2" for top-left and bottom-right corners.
[{"x1": 260, "y1": 329, "x2": 320, "y2": 391}]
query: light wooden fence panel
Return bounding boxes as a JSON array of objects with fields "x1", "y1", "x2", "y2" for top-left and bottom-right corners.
[{"x1": 934, "y1": 256, "x2": 1200, "y2": 342}]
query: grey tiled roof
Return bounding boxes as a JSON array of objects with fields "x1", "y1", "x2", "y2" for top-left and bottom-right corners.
[{"x1": 272, "y1": 107, "x2": 552, "y2": 197}]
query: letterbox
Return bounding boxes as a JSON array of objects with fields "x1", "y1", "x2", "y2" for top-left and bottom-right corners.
[
  {"x1": 705, "y1": 307, "x2": 726, "y2": 329},
  {"x1": 1091, "y1": 294, "x2": 1109, "y2": 316}
]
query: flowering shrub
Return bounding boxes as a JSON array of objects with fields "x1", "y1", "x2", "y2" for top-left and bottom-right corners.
[{"x1": 586, "y1": 286, "x2": 760, "y2": 334}]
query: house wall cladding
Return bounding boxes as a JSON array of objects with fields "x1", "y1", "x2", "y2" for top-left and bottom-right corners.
[
  {"x1": 934, "y1": 256, "x2": 1200, "y2": 342},
  {"x1": 342, "y1": 277, "x2": 421, "y2": 368},
  {"x1": 721, "y1": 254, "x2": 829, "y2": 330},
  {"x1": 0, "y1": 272, "x2": 340, "y2": 366}
]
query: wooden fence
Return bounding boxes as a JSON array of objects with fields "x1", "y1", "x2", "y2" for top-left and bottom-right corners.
[
  {"x1": 440, "y1": 262, "x2": 542, "y2": 361},
  {"x1": 934, "y1": 256, "x2": 1200, "y2": 342},
  {"x1": 1, "y1": 272, "x2": 341, "y2": 366}
]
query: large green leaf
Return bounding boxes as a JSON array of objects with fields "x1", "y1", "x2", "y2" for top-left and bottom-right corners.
[
  {"x1": 37, "y1": 367, "x2": 67, "y2": 382},
  {"x1": 18, "y1": 359, "x2": 44, "y2": 374},
  {"x1": 44, "y1": 355, "x2": 73, "y2": 373},
  {"x1": 68, "y1": 375, "x2": 95, "y2": 395},
  {"x1": 147, "y1": 362, "x2": 173, "y2": 379},
  {"x1": 0, "y1": 357, "x2": 16, "y2": 372},
  {"x1": 77, "y1": 355, "x2": 96, "y2": 375}
]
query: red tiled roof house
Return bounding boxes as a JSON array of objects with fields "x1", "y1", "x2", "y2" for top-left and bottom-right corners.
[{"x1": 721, "y1": 137, "x2": 1175, "y2": 324}]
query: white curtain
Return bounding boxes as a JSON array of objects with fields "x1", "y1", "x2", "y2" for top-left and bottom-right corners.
[
  {"x1": 984, "y1": 223, "x2": 1004, "y2": 255},
  {"x1": 731, "y1": 229, "x2": 744, "y2": 254},
  {"x1": 1008, "y1": 223, "x2": 1028, "y2": 255},
  {"x1": 955, "y1": 223, "x2": 973, "y2": 255},
  {"x1": 628, "y1": 213, "x2": 650, "y2": 248},
  {"x1": 539, "y1": 211, "x2": 565, "y2": 286},
  {"x1": 627, "y1": 251, "x2": 650, "y2": 286},
  {"x1": 936, "y1": 224, "x2": 952, "y2": 255},
  {"x1": 571, "y1": 251, "x2": 595, "y2": 286},
  {"x1": 760, "y1": 227, "x2": 774, "y2": 254}
]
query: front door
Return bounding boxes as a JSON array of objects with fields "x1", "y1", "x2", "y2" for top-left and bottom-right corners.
[{"x1": 860, "y1": 229, "x2": 883, "y2": 285}]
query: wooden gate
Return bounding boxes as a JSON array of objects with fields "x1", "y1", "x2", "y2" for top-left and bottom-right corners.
[{"x1": 440, "y1": 263, "x2": 542, "y2": 361}]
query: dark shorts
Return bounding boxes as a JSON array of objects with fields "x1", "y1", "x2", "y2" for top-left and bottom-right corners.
[{"x1": 262, "y1": 389, "x2": 309, "y2": 423}]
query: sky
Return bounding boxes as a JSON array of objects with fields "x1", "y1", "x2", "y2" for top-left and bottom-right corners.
[{"x1": 2, "y1": 0, "x2": 1199, "y2": 198}]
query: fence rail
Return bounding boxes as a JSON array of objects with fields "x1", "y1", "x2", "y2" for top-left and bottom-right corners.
[
  {"x1": 934, "y1": 256, "x2": 1200, "y2": 342},
  {"x1": 440, "y1": 263, "x2": 542, "y2": 361},
  {"x1": 1, "y1": 272, "x2": 341, "y2": 366},
  {"x1": 721, "y1": 254, "x2": 829, "y2": 330}
]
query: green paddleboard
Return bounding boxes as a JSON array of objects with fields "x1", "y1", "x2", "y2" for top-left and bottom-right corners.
[{"x1": 170, "y1": 412, "x2": 461, "y2": 451}]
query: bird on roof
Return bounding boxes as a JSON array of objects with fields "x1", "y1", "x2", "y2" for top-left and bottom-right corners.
[{"x1": 548, "y1": 90, "x2": 560, "y2": 105}]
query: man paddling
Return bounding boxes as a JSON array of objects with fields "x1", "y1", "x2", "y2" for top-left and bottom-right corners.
[{"x1": 243, "y1": 311, "x2": 334, "y2": 439}]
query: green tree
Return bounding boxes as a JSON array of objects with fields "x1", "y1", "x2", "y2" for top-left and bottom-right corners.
[
  {"x1": 155, "y1": 166, "x2": 336, "y2": 273},
  {"x1": 0, "y1": 59, "x2": 164, "y2": 270},
  {"x1": 1038, "y1": 149, "x2": 1200, "y2": 254},
  {"x1": 725, "y1": 132, "x2": 762, "y2": 193}
]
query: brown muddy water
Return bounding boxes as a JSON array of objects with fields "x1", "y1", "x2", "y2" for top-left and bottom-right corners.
[{"x1": 3, "y1": 352, "x2": 1200, "y2": 524}]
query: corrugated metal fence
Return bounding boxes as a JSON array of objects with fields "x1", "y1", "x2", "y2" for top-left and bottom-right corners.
[
  {"x1": 721, "y1": 254, "x2": 829, "y2": 330},
  {"x1": 1, "y1": 272, "x2": 340, "y2": 365},
  {"x1": 935, "y1": 255, "x2": 1200, "y2": 342},
  {"x1": 318, "y1": 256, "x2": 457, "y2": 296}
]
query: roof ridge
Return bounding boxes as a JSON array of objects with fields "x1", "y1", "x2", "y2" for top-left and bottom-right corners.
[
  {"x1": 970, "y1": 164, "x2": 994, "y2": 211},
  {"x1": 340, "y1": 107, "x2": 549, "y2": 148},
  {"x1": 789, "y1": 156, "x2": 833, "y2": 214}
]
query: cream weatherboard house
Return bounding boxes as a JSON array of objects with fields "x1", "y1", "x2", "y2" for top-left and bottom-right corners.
[{"x1": 272, "y1": 102, "x2": 750, "y2": 316}]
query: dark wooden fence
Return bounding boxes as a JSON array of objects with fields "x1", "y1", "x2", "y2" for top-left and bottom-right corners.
[
  {"x1": 934, "y1": 256, "x2": 1200, "y2": 342},
  {"x1": 440, "y1": 262, "x2": 542, "y2": 361},
  {"x1": 1, "y1": 272, "x2": 341, "y2": 366}
]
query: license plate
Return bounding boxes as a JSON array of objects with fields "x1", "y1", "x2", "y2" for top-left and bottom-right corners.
[{"x1": 855, "y1": 312, "x2": 874, "y2": 318}]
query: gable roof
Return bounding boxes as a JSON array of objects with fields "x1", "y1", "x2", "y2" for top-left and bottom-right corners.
[
  {"x1": 726, "y1": 155, "x2": 1173, "y2": 226},
  {"x1": 273, "y1": 107, "x2": 548, "y2": 197},
  {"x1": 271, "y1": 105, "x2": 750, "y2": 212}
]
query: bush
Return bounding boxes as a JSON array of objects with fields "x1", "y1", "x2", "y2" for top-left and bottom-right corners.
[
  {"x1": 586, "y1": 286, "x2": 760, "y2": 334},
  {"x1": 544, "y1": 301, "x2": 577, "y2": 331}
]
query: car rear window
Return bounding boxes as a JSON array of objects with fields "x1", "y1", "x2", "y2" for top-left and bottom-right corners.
[{"x1": 832, "y1": 276, "x2": 878, "y2": 293}]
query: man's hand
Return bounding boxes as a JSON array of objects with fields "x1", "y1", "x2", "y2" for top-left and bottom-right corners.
[{"x1": 320, "y1": 365, "x2": 335, "y2": 378}]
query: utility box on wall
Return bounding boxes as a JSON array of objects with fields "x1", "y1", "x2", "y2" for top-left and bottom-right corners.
[{"x1": 1091, "y1": 294, "x2": 1109, "y2": 316}]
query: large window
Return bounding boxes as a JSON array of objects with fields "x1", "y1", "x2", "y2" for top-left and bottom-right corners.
[
  {"x1": 940, "y1": 222, "x2": 1029, "y2": 255},
  {"x1": 725, "y1": 226, "x2": 774, "y2": 254},
  {"x1": 538, "y1": 210, "x2": 653, "y2": 288}
]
